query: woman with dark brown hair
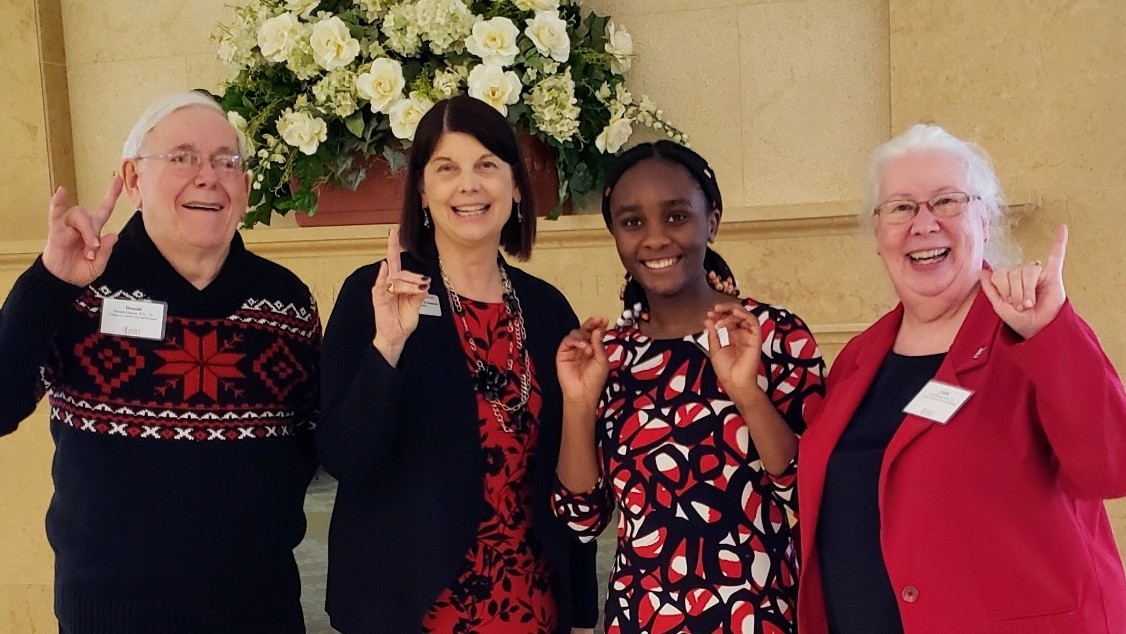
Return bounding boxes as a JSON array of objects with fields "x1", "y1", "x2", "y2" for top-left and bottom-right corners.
[{"x1": 318, "y1": 95, "x2": 598, "y2": 633}]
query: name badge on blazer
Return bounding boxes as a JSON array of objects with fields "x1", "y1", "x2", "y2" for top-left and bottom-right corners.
[
  {"x1": 903, "y1": 380, "x2": 973, "y2": 425},
  {"x1": 99, "y1": 297, "x2": 167, "y2": 340},
  {"x1": 419, "y1": 294, "x2": 442, "y2": 317}
]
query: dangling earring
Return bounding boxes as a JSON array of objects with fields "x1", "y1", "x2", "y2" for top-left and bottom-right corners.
[
  {"x1": 515, "y1": 200, "x2": 523, "y2": 222},
  {"x1": 422, "y1": 206, "x2": 431, "y2": 228}
]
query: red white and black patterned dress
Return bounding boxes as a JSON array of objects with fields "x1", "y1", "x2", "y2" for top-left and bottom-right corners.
[
  {"x1": 422, "y1": 296, "x2": 557, "y2": 633},
  {"x1": 552, "y1": 298, "x2": 824, "y2": 634}
]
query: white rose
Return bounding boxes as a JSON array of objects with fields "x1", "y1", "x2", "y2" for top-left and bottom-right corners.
[
  {"x1": 388, "y1": 92, "x2": 435, "y2": 141},
  {"x1": 467, "y1": 63, "x2": 522, "y2": 115},
  {"x1": 524, "y1": 11, "x2": 570, "y2": 63},
  {"x1": 285, "y1": 0, "x2": 319, "y2": 18},
  {"x1": 596, "y1": 114, "x2": 633, "y2": 153},
  {"x1": 464, "y1": 17, "x2": 520, "y2": 67},
  {"x1": 356, "y1": 58, "x2": 406, "y2": 114},
  {"x1": 277, "y1": 110, "x2": 328, "y2": 155},
  {"x1": 513, "y1": 0, "x2": 558, "y2": 11},
  {"x1": 309, "y1": 16, "x2": 361, "y2": 71},
  {"x1": 605, "y1": 20, "x2": 634, "y2": 74},
  {"x1": 257, "y1": 12, "x2": 302, "y2": 63}
]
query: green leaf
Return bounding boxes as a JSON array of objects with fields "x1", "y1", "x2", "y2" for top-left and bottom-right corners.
[
  {"x1": 383, "y1": 147, "x2": 407, "y2": 173},
  {"x1": 340, "y1": 165, "x2": 368, "y2": 191},
  {"x1": 345, "y1": 112, "x2": 366, "y2": 138}
]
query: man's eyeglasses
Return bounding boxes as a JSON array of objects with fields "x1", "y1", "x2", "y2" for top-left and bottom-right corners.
[
  {"x1": 135, "y1": 150, "x2": 244, "y2": 178},
  {"x1": 874, "y1": 192, "x2": 980, "y2": 225}
]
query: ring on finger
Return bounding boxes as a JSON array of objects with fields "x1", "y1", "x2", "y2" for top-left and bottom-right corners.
[{"x1": 387, "y1": 281, "x2": 396, "y2": 294}]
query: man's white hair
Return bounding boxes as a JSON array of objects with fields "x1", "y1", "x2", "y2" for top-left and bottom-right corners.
[{"x1": 121, "y1": 91, "x2": 248, "y2": 160}]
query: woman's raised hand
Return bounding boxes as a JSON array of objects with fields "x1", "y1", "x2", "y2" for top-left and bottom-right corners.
[
  {"x1": 706, "y1": 303, "x2": 764, "y2": 396},
  {"x1": 980, "y1": 224, "x2": 1068, "y2": 340},
  {"x1": 42, "y1": 178, "x2": 122, "y2": 286},
  {"x1": 371, "y1": 227, "x2": 431, "y2": 365},
  {"x1": 556, "y1": 316, "x2": 610, "y2": 408}
]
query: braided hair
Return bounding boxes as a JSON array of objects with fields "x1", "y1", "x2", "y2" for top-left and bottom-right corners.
[{"x1": 601, "y1": 141, "x2": 739, "y2": 326}]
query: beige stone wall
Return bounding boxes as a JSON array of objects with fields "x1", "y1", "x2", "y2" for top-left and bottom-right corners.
[{"x1": 4, "y1": 0, "x2": 1126, "y2": 630}]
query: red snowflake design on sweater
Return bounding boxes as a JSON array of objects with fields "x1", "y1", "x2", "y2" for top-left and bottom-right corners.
[{"x1": 154, "y1": 330, "x2": 245, "y2": 401}]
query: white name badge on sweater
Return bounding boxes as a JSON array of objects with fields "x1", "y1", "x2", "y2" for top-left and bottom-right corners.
[
  {"x1": 419, "y1": 294, "x2": 442, "y2": 317},
  {"x1": 903, "y1": 380, "x2": 973, "y2": 425},
  {"x1": 99, "y1": 298, "x2": 167, "y2": 340}
]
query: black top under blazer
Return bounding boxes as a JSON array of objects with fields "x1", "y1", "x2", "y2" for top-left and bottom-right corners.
[{"x1": 317, "y1": 251, "x2": 599, "y2": 633}]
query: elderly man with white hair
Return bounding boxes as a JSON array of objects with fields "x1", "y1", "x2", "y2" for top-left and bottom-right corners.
[{"x1": 0, "y1": 91, "x2": 321, "y2": 633}]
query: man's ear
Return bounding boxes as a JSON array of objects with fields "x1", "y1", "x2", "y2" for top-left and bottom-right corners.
[{"x1": 120, "y1": 159, "x2": 144, "y2": 209}]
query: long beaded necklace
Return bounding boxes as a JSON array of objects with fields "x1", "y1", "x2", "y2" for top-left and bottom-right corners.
[{"x1": 439, "y1": 259, "x2": 532, "y2": 433}]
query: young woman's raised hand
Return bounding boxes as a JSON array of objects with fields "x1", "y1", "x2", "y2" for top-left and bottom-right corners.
[
  {"x1": 371, "y1": 227, "x2": 431, "y2": 365},
  {"x1": 556, "y1": 316, "x2": 610, "y2": 408},
  {"x1": 705, "y1": 303, "x2": 765, "y2": 397}
]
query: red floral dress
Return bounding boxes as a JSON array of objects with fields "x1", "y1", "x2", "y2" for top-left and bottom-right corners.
[
  {"x1": 422, "y1": 296, "x2": 557, "y2": 633},
  {"x1": 552, "y1": 299, "x2": 824, "y2": 634}
]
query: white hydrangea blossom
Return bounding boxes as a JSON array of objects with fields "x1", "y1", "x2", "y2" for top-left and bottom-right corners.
[
  {"x1": 312, "y1": 68, "x2": 361, "y2": 117},
  {"x1": 467, "y1": 62, "x2": 522, "y2": 115},
  {"x1": 310, "y1": 15, "x2": 362, "y2": 71},
  {"x1": 277, "y1": 108, "x2": 329, "y2": 155},
  {"x1": 382, "y1": 3, "x2": 423, "y2": 56},
  {"x1": 388, "y1": 91, "x2": 436, "y2": 140},
  {"x1": 414, "y1": 0, "x2": 476, "y2": 54},
  {"x1": 513, "y1": 0, "x2": 558, "y2": 11},
  {"x1": 431, "y1": 68, "x2": 463, "y2": 99},
  {"x1": 355, "y1": 0, "x2": 393, "y2": 22},
  {"x1": 356, "y1": 58, "x2": 407, "y2": 114},
  {"x1": 526, "y1": 70, "x2": 580, "y2": 142},
  {"x1": 283, "y1": 24, "x2": 321, "y2": 80},
  {"x1": 465, "y1": 16, "x2": 520, "y2": 67},
  {"x1": 524, "y1": 11, "x2": 570, "y2": 63}
]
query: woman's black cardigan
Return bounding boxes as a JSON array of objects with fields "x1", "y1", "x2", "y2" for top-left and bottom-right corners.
[{"x1": 317, "y1": 252, "x2": 599, "y2": 633}]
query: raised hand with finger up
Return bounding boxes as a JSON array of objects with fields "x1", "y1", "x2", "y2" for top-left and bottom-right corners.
[
  {"x1": 980, "y1": 224, "x2": 1069, "y2": 340},
  {"x1": 371, "y1": 226, "x2": 432, "y2": 366},
  {"x1": 42, "y1": 177, "x2": 123, "y2": 287}
]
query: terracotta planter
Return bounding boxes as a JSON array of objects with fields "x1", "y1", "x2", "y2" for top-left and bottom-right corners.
[{"x1": 295, "y1": 133, "x2": 570, "y2": 227}]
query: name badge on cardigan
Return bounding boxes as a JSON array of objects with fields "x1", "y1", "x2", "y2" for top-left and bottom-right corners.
[
  {"x1": 99, "y1": 297, "x2": 167, "y2": 340},
  {"x1": 419, "y1": 294, "x2": 442, "y2": 317},
  {"x1": 903, "y1": 380, "x2": 973, "y2": 424}
]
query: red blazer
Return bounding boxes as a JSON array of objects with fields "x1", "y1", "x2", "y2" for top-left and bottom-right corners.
[{"x1": 797, "y1": 290, "x2": 1126, "y2": 633}]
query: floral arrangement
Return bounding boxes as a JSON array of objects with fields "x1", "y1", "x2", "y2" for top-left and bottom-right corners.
[{"x1": 214, "y1": 0, "x2": 686, "y2": 226}]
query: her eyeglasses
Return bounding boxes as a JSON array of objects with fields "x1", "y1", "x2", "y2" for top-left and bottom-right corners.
[{"x1": 874, "y1": 192, "x2": 981, "y2": 224}]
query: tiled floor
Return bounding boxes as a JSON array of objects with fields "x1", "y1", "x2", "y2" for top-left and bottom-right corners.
[{"x1": 297, "y1": 471, "x2": 617, "y2": 633}]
